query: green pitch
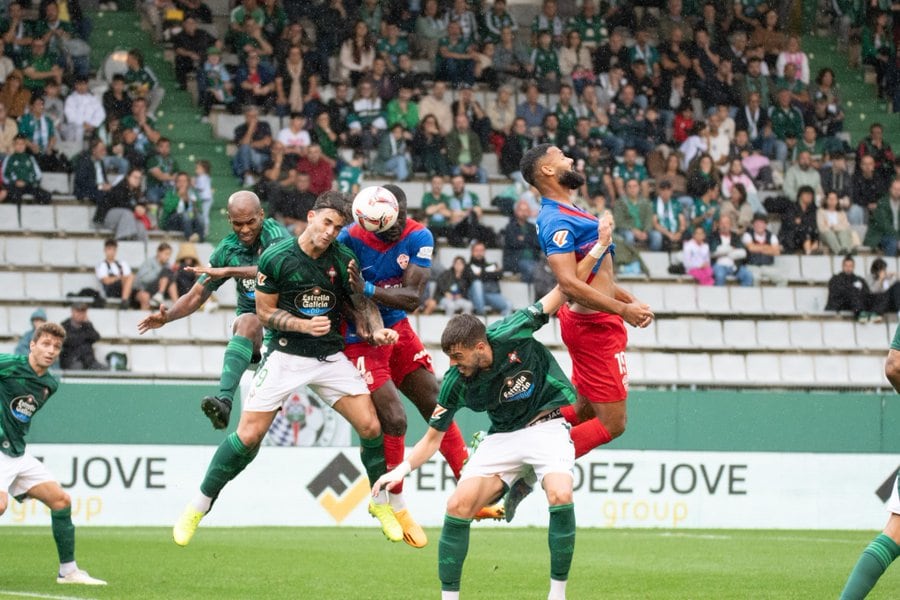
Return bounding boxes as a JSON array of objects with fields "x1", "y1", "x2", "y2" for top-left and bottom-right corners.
[{"x1": 1, "y1": 527, "x2": 897, "y2": 599}]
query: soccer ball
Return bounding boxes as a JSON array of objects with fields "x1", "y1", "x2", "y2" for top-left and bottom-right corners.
[{"x1": 352, "y1": 186, "x2": 400, "y2": 233}]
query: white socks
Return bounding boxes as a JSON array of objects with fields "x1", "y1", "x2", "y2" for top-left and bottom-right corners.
[
  {"x1": 548, "y1": 578, "x2": 567, "y2": 600},
  {"x1": 388, "y1": 491, "x2": 407, "y2": 511},
  {"x1": 441, "y1": 592, "x2": 460, "y2": 600},
  {"x1": 192, "y1": 492, "x2": 213, "y2": 513},
  {"x1": 58, "y1": 561, "x2": 77, "y2": 576}
]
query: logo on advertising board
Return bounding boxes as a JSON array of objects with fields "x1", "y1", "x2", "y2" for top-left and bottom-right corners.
[
  {"x1": 306, "y1": 453, "x2": 369, "y2": 522},
  {"x1": 876, "y1": 466, "x2": 900, "y2": 503}
]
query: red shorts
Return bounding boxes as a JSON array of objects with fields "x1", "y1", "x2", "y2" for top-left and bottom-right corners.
[
  {"x1": 343, "y1": 318, "x2": 434, "y2": 392},
  {"x1": 557, "y1": 304, "x2": 629, "y2": 403}
]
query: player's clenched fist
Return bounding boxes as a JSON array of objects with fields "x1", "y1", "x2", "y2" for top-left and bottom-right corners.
[{"x1": 302, "y1": 315, "x2": 332, "y2": 336}]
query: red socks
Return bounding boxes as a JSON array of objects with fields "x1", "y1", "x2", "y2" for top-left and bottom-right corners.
[
  {"x1": 439, "y1": 422, "x2": 468, "y2": 480},
  {"x1": 382, "y1": 434, "x2": 406, "y2": 493},
  {"x1": 569, "y1": 419, "x2": 612, "y2": 458},
  {"x1": 560, "y1": 404, "x2": 579, "y2": 425}
]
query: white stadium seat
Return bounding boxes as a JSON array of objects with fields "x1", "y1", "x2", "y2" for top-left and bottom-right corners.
[
  {"x1": 201, "y1": 344, "x2": 227, "y2": 376},
  {"x1": 624, "y1": 351, "x2": 644, "y2": 383},
  {"x1": 40, "y1": 172, "x2": 71, "y2": 194},
  {"x1": 640, "y1": 352, "x2": 678, "y2": 383},
  {"x1": 626, "y1": 319, "x2": 657, "y2": 349},
  {"x1": 746, "y1": 354, "x2": 782, "y2": 384},
  {"x1": 788, "y1": 321, "x2": 824, "y2": 350},
  {"x1": 0, "y1": 204, "x2": 19, "y2": 231},
  {"x1": 213, "y1": 280, "x2": 238, "y2": 308},
  {"x1": 189, "y1": 312, "x2": 229, "y2": 342},
  {"x1": 117, "y1": 241, "x2": 148, "y2": 268},
  {"x1": 687, "y1": 318, "x2": 725, "y2": 349},
  {"x1": 42, "y1": 238, "x2": 80, "y2": 268},
  {"x1": 498, "y1": 281, "x2": 531, "y2": 309},
  {"x1": 662, "y1": 285, "x2": 698, "y2": 313},
  {"x1": 117, "y1": 310, "x2": 149, "y2": 339},
  {"x1": 641, "y1": 252, "x2": 674, "y2": 279},
  {"x1": 19, "y1": 205, "x2": 56, "y2": 232},
  {"x1": 158, "y1": 315, "x2": 191, "y2": 340},
  {"x1": 531, "y1": 317, "x2": 559, "y2": 347},
  {"x1": 76, "y1": 239, "x2": 105, "y2": 266},
  {"x1": 629, "y1": 283, "x2": 665, "y2": 312},
  {"x1": 430, "y1": 349, "x2": 451, "y2": 380},
  {"x1": 800, "y1": 255, "x2": 834, "y2": 283},
  {"x1": 755, "y1": 320, "x2": 793, "y2": 350},
  {"x1": 166, "y1": 345, "x2": 204, "y2": 375},
  {"x1": 88, "y1": 309, "x2": 120, "y2": 337},
  {"x1": 695, "y1": 286, "x2": 731, "y2": 314},
  {"x1": 130, "y1": 345, "x2": 165, "y2": 374},
  {"x1": 0, "y1": 307, "x2": 10, "y2": 336},
  {"x1": 416, "y1": 314, "x2": 452, "y2": 345},
  {"x1": 55, "y1": 205, "x2": 95, "y2": 233},
  {"x1": 677, "y1": 353, "x2": 712, "y2": 383},
  {"x1": 856, "y1": 321, "x2": 890, "y2": 351},
  {"x1": 780, "y1": 355, "x2": 816, "y2": 384},
  {"x1": 5, "y1": 237, "x2": 42, "y2": 266},
  {"x1": 814, "y1": 355, "x2": 850, "y2": 385},
  {"x1": 794, "y1": 287, "x2": 828, "y2": 314},
  {"x1": 24, "y1": 273, "x2": 61, "y2": 300},
  {"x1": 729, "y1": 286, "x2": 764, "y2": 314},
  {"x1": 656, "y1": 319, "x2": 691, "y2": 349},
  {"x1": 774, "y1": 255, "x2": 802, "y2": 282},
  {"x1": 711, "y1": 354, "x2": 747, "y2": 384},
  {"x1": 761, "y1": 287, "x2": 796, "y2": 314},
  {"x1": 821, "y1": 321, "x2": 858, "y2": 350},
  {"x1": 722, "y1": 320, "x2": 757, "y2": 348},
  {"x1": 847, "y1": 356, "x2": 889, "y2": 387}
]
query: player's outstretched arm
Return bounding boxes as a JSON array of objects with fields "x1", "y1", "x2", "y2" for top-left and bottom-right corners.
[
  {"x1": 186, "y1": 265, "x2": 258, "y2": 280},
  {"x1": 256, "y1": 290, "x2": 331, "y2": 335},
  {"x1": 372, "y1": 426, "x2": 445, "y2": 494},
  {"x1": 346, "y1": 261, "x2": 389, "y2": 343},
  {"x1": 347, "y1": 260, "x2": 429, "y2": 313},
  {"x1": 137, "y1": 282, "x2": 213, "y2": 333}
]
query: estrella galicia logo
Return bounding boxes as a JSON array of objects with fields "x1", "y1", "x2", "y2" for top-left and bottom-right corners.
[
  {"x1": 10, "y1": 395, "x2": 38, "y2": 423},
  {"x1": 875, "y1": 467, "x2": 900, "y2": 503},
  {"x1": 500, "y1": 370, "x2": 535, "y2": 403},
  {"x1": 294, "y1": 287, "x2": 336, "y2": 316},
  {"x1": 240, "y1": 277, "x2": 256, "y2": 299},
  {"x1": 306, "y1": 453, "x2": 370, "y2": 523}
]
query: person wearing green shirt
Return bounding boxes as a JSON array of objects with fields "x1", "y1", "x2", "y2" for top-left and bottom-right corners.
[
  {"x1": 768, "y1": 88, "x2": 804, "y2": 162},
  {"x1": 553, "y1": 84, "x2": 578, "y2": 139},
  {"x1": 0, "y1": 322, "x2": 107, "y2": 585},
  {"x1": 422, "y1": 174, "x2": 453, "y2": 238},
  {"x1": 613, "y1": 178, "x2": 654, "y2": 246},
  {"x1": 567, "y1": 0, "x2": 607, "y2": 48},
  {"x1": 376, "y1": 22, "x2": 409, "y2": 68},
  {"x1": 436, "y1": 21, "x2": 475, "y2": 87},
  {"x1": 483, "y1": 0, "x2": 518, "y2": 43},
  {"x1": 385, "y1": 85, "x2": 419, "y2": 131},
  {"x1": 337, "y1": 152, "x2": 364, "y2": 195},
  {"x1": 145, "y1": 137, "x2": 178, "y2": 204},
  {"x1": 2, "y1": 134, "x2": 50, "y2": 205},
  {"x1": 172, "y1": 191, "x2": 403, "y2": 548},
  {"x1": 139, "y1": 191, "x2": 291, "y2": 429},
  {"x1": 20, "y1": 38, "x2": 61, "y2": 92},
  {"x1": 531, "y1": 31, "x2": 560, "y2": 85},
  {"x1": 123, "y1": 49, "x2": 158, "y2": 102}
]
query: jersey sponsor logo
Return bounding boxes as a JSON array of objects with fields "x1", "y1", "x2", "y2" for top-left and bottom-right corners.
[
  {"x1": 417, "y1": 246, "x2": 433, "y2": 260},
  {"x1": 500, "y1": 370, "x2": 535, "y2": 403},
  {"x1": 430, "y1": 405, "x2": 447, "y2": 420},
  {"x1": 256, "y1": 272, "x2": 267, "y2": 286},
  {"x1": 294, "y1": 287, "x2": 337, "y2": 316},
  {"x1": 396, "y1": 253, "x2": 409, "y2": 269},
  {"x1": 10, "y1": 395, "x2": 38, "y2": 423},
  {"x1": 552, "y1": 230, "x2": 569, "y2": 248},
  {"x1": 241, "y1": 277, "x2": 256, "y2": 298}
]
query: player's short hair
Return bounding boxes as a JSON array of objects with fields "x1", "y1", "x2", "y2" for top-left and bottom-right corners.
[
  {"x1": 520, "y1": 143, "x2": 553, "y2": 187},
  {"x1": 313, "y1": 191, "x2": 352, "y2": 223},
  {"x1": 157, "y1": 242, "x2": 171, "y2": 253},
  {"x1": 33, "y1": 322, "x2": 65, "y2": 344},
  {"x1": 441, "y1": 314, "x2": 487, "y2": 354},
  {"x1": 104, "y1": 238, "x2": 118, "y2": 248}
]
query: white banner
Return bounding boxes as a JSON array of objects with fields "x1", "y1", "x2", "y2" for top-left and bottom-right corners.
[{"x1": 3, "y1": 445, "x2": 898, "y2": 530}]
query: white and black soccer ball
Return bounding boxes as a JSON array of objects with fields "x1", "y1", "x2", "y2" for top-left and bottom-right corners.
[{"x1": 351, "y1": 186, "x2": 399, "y2": 233}]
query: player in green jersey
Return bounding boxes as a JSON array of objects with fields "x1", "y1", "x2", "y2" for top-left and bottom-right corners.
[
  {"x1": 173, "y1": 191, "x2": 404, "y2": 546},
  {"x1": 0, "y1": 322, "x2": 106, "y2": 586},
  {"x1": 840, "y1": 324, "x2": 900, "y2": 599},
  {"x1": 138, "y1": 191, "x2": 290, "y2": 429}
]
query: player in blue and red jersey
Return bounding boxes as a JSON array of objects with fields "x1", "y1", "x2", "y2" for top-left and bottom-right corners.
[
  {"x1": 338, "y1": 185, "x2": 494, "y2": 548},
  {"x1": 522, "y1": 144, "x2": 653, "y2": 459}
]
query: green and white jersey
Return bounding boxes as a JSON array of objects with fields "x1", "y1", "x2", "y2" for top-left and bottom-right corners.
[
  {"x1": 2, "y1": 152, "x2": 40, "y2": 185},
  {"x1": 431, "y1": 303, "x2": 575, "y2": 434},
  {"x1": 0, "y1": 354, "x2": 58, "y2": 457},
  {"x1": 202, "y1": 218, "x2": 290, "y2": 315},
  {"x1": 337, "y1": 165, "x2": 363, "y2": 195},
  {"x1": 255, "y1": 236, "x2": 357, "y2": 358}
]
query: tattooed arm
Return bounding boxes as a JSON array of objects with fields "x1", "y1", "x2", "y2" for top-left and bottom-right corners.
[{"x1": 256, "y1": 290, "x2": 331, "y2": 336}]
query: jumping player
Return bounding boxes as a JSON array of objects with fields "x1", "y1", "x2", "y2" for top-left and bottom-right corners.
[
  {"x1": 521, "y1": 143, "x2": 653, "y2": 467},
  {"x1": 138, "y1": 191, "x2": 290, "y2": 430},
  {"x1": 338, "y1": 184, "x2": 494, "y2": 548},
  {"x1": 0, "y1": 322, "x2": 106, "y2": 586}
]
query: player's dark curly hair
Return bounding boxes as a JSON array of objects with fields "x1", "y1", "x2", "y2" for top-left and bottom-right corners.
[
  {"x1": 313, "y1": 191, "x2": 352, "y2": 223},
  {"x1": 520, "y1": 143, "x2": 553, "y2": 187},
  {"x1": 441, "y1": 314, "x2": 487, "y2": 354}
]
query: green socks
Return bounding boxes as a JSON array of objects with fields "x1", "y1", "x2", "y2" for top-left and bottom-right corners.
[
  {"x1": 51, "y1": 506, "x2": 75, "y2": 563},
  {"x1": 840, "y1": 534, "x2": 900, "y2": 599},
  {"x1": 199, "y1": 432, "x2": 259, "y2": 499},
  {"x1": 438, "y1": 515, "x2": 472, "y2": 592},
  {"x1": 548, "y1": 503, "x2": 576, "y2": 582},
  {"x1": 359, "y1": 434, "x2": 387, "y2": 483},
  {"x1": 218, "y1": 335, "x2": 254, "y2": 403}
]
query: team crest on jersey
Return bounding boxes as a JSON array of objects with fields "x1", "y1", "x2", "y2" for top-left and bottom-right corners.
[
  {"x1": 552, "y1": 230, "x2": 569, "y2": 247},
  {"x1": 499, "y1": 371, "x2": 535, "y2": 403},
  {"x1": 508, "y1": 351, "x2": 522, "y2": 364},
  {"x1": 294, "y1": 287, "x2": 336, "y2": 316},
  {"x1": 327, "y1": 266, "x2": 337, "y2": 284},
  {"x1": 10, "y1": 395, "x2": 38, "y2": 423},
  {"x1": 396, "y1": 253, "x2": 409, "y2": 269},
  {"x1": 256, "y1": 272, "x2": 267, "y2": 286}
]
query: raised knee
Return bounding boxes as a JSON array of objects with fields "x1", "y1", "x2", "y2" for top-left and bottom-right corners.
[
  {"x1": 545, "y1": 489, "x2": 573, "y2": 506},
  {"x1": 378, "y1": 408, "x2": 407, "y2": 437},
  {"x1": 50, "y1": 492, "x2": 71, "y2": 511},
  {"x1": 357, "y1": 417, "x2": 382, "y2": 440},
  {"x1": 445, "y1": 495, "x2": 478, "y2": 519}
]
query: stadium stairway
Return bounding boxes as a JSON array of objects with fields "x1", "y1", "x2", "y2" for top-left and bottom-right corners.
[{"x1": 88, "y1": 10, "x2": 239, "y2": 243}]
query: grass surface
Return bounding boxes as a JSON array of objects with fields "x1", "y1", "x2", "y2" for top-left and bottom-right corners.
[{"x1": 1, "y1": 527, "x2": 898, "y2": 599}]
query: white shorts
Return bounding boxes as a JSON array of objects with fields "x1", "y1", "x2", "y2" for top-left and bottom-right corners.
[
  {"x1": 888, "y1": 473, "x2": 900, "y2": 515},
  {"x1": 459, "y1": 419, "x2": 574, "y2": 488},
  {"x1": 0, "y1": 452, "x2": 54, "y2": 499},
  {"x1": 245, "y1": 350, "x2": 369, "y2": 412}
]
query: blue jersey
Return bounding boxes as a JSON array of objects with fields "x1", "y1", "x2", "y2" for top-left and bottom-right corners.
[
  {"x1": 337, "y1": 218, "x2": 434, "y2": 341},
  {"x1": 536, "y1": 197, "x2": 600, "y2": 262}
]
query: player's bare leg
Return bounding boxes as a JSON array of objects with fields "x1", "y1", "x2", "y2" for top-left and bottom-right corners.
[
  {"x1": 401, "y1": 367, "x2": 503, "y2": 521},
  {"x1": 27, "y1": 481, "x2": 106, "y2": 585},
  {"x1": 202, "y1": 314, "x2": 264, "y2": 430},
  {"x1": 332, "y1": 393, "x2": 403, "y2": 543}
]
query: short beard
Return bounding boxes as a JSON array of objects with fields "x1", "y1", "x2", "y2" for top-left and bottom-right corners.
[
  {"x1": 559, "y1": 170, "x2": 585, "y2": 190},
  {"x1": 376, "y1": 210, "x2": 407, "y2": 242}
]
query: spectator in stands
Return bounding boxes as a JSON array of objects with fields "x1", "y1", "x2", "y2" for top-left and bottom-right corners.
[
  {"x1": 857, "y1": 122, "x2": 896, "y2": 182},
  {"x1": 651, "y1": 180, "x2": 687, "y2": 251},
  {"x1": 60, "y1": 302, "x2": 104, "y2": 370},
  {"x1": 2, "y1": 134, "x2": 49, "y2": 205},
  {"x1": 783, "y1": 150, "x2": 824, "y2": 206},
  {"x1": 232, "y1": 105, "x2": 272, "y2": 186},
  {"x1": 821, "y1": 153, "x2": 852, "y2": 203},
  {"x1": 124, "y1": 49, "x2": 160, "y2": 110},
  {"x1": 436, "y1": 20, "x2": 476, "y2": 87},
  {"x1": 386, "y1": 83, "x2": 419, "y2": 132},
  {"x1": 172, "y1": 16, "x2": 217, "y2": 90},
  {"x1": 74, "y1": 139, "x2": 112, "y2": 204},
  {"x1": 613, "y1": 178, "x2": 653, "y2": 247},
  {"x1": 710, "y1": 214, "x2": 753, "y2": 286},
  {"x1": 515, "y1": 82, "x2": 547, "y2": 137},
  {"x1": 499, "y1": 117, "x2": 532, "y2": 183},
  {"x1": 467, "y1": 239, "x2": 510, "y2": 315},
  {"x1": 421, "y1": 174, "x2": 452, "y2": 239},
  {"x1": 780, "y1": 185, "x2": 819, "y2": 255},
  {"x1": 613, "y1": 146, "x2": 650, "y2": 199},
  {"x1": 174, "y1": 0, "x2": 212, "y2": 24},
  {"x1": 418, "y1": 80, "x2": 453, "y2": 135},
  {"x1": 411, "y1": 113, "x2": 449, "y2": 176},
  {"x1": 806, "y1": 93, "x2": 844, "y2": 151},
  {"x1": 0, "y1": 102, "x2": 18, "y2": 158},
  {"x1": 483, "y1": 0, "x2": 517, "y2": 44},
  {"x1": 94, "y1": 167, "x2": 148, "y2": 240},
  {"x1": 447, "y1": 173, "x2": 494, "y2": 247},
  {"x1": 160, "y1": 171, "x2": 204, "y2": 242},
  {"x1": 719, "y1": 182, "x2": 754, "y2": 236},
  {"x1": 339, "y1": 21, "x2": 375, "y2": 87},
  {"x1": 502, "y1": 198, "x2": 541, "y2": 282},
  {"x1": 850, "y1": 154, "x2": 889, "y2": 225},
  {"x1": 686, "y1": 153, "x2": 720, "y2": 201},
  {"x1": 236, "y1": 50, "x2": 276, "y2": 112},
  {"x1": 145, "y1": 137, "x2": 178, "y2": 204},
  {"x1": 14, "y1": 308, "x2": 47, "y2": 356},
  {"x1": 425, "y1": 255, "x2": 474, "y2": 315},
  {"x1": 768, "y1": 88, "x2": 804, "y2": 164},
  {"x1": 134, "y1": 242, "x2": 176, "y2": 309},
  {"x1": 415, "y1": 0, "x2": 447, "y2": 62},
  {"x1": 493, "y1": 26, "x2": 530, "y2": 83},
  {"x1": 691, "y1": 180, "x2": 721, "y2": 236},
  {"x1": 735, "y1": 92, "x2": 774, "y2": 159},
  {"x1": 374, "y1": 122, "x2": 410, "y2": 181},
  {"x1": 295, "y1": 143, "x2": 333, "y2": 195},
  {"x1": 682, "y1": 227, "x2": 714, "y2": 286},
  {"x1": 610, "y1": 84, "x2": 651, "y2": 155},
  {"x1": 0, "y1": 71, "x2": 29, "y2": 120},
  {"x1": 21, "y1": 38, "x2": 62, "y2": 94},
  {"x1": 102, "y1": 74, "x2": 132, "y2": 122},
  {"x1": 274, "y1": 170, "x2": 315, "y2": 233},
  {"x1": 229, "y1": 0, "x2": 264, "y2": 29},
  {"x1": 61, "y1": 75, "x2": 105, "y2": 143},
  {"x1": 346, "y1": 79, "x2": 387, "y2": 151},
  {"x1": 861, "y1": 10, "x2": 894, "y2": 100},
  {"x1": 172, "y1": 241, "x2": 201, "y2": 297},
  {"x1": 3, "y1": 3, "x2": 33, "y2": 67},
  {"x1": 817, "y1": 190, "x2": 856, "y2": 255},
  {"x1": 368, "y1": 56, "x2": 394, "y2": 102},
  {"x1": 229, "y1": 15, "x2": 274, "y2": 63},
  {"x1": 256, "y1": 140, "x2": 292, "y2": 203},
  {"x1": 199, "y1": 47, "x2": 236, "y2": 117},
  {"x1": 742, "y1": 213, "x2": 786, "y2": 286},
  {"x1": 276, "y1": 112, "x2": 309, "y2": 161},
  {"x1": 447, "y1": 113, "x2": 486, "y2": 183},
  {"x1": 376, "y1": 21, "x2": 408, "y2": 69},
  {"x1": 864, "y1": 179, "x2": 900, "y2": 256},
  {"x1": 825, "y1": 255, "x2": 870, "y2": 321},
  {"x1": 531, "y1": 0, "x2": 563, "y2": 47},
  {"x1": 867, "y1": 257, "x2": 900, "y2": 319},
  {"x1": 19, "y1": 95, "x2": 66, "y2": 173},
  {"x1": 96, "y1": 239, "x2": 135, "y2": 308},
  {"x1": 391, "y1": 54, "x2": 425, "y2": 99},
  {"x1": 121, "y1": 97, "x2": 161, "y2": 157}
]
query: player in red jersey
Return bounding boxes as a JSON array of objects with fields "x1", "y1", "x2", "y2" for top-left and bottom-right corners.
[{"x1": 339, "y1": 185, "x2": 499, "y2": 547}]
